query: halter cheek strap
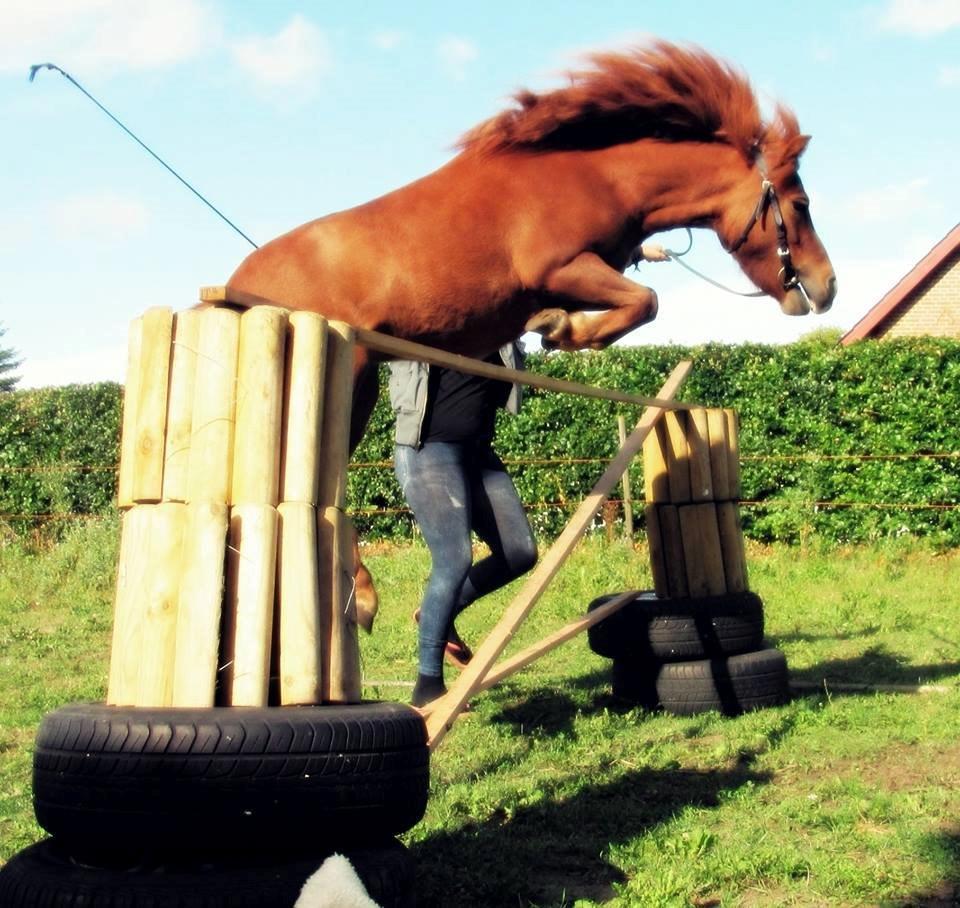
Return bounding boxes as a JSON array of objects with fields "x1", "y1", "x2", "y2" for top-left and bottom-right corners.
[{"x1": 726, "y1": 176, "x2": 801, "y2": 293}]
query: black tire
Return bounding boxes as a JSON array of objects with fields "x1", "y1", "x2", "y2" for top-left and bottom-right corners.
[
  {"x1": 587, "y1": 590, "x2": 765, "y2": 661},
  {"x1": 610, "y1": 660, "x2": 660, "y2": 709},
  {"x1": 0, "y1": 837, "x2": 415, "y2": 908},
  {"x1": 33, "y1": 702, "x2": 428, "y2": 854},
  {"x1": 655, "y1": 647, "x2": 790, "y2": 716}
]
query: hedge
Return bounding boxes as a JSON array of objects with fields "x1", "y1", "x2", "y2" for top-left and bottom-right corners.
[
  {"x1": 2, "y1": 337, "x2": 959, "y2": 545},
  {"x1": 0, "y1": 383, "x2": 121, "y2": 526}
]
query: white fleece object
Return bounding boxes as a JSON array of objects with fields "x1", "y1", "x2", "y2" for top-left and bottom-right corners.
[{"x1": 294, "y1": 853, "x2": 382, "y2": 908}]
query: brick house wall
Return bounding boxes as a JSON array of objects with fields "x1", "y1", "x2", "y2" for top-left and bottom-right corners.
[{"x1": 879, "y1": 249, "x2": 960, "y2": 339}]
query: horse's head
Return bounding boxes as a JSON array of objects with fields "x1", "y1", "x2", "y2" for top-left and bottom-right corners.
[{"x1": 719, "y1": 114, "x2": 837, "y2": 316}]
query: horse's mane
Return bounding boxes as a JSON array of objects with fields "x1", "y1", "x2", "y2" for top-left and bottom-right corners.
[{"x1": 458, "y1": 41, "x2": 799, "y2": 161}]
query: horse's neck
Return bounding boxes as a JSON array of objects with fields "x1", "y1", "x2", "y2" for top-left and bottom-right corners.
[{"x1": 600, "y1": 140, "x2": 748, "y2": 236}]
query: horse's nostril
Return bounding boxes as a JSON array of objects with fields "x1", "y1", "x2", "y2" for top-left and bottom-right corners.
[{"x1": 823, "y1": 274, "x2": 838, "y2": 306}]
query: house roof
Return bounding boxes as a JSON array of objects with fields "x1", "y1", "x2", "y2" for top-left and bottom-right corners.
[{"x1": 841, "y1": 222, "x2": 960, "y2": 344}]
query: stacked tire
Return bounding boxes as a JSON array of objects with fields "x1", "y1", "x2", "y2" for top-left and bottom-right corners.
[
  {"x1": 0, "y1": 702, "x2": 430, "y2": 907},
  {"x1": 587, "y1": 590, "x2": 790, "y2": 715}
]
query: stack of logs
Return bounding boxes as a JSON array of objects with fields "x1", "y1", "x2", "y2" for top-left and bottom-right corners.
[
  {"x1": 109, "y1": 305, "x2": 362, "y2": 709},
  {"x1": 642, "y1": 407, "x2": 749, "y2": 598}
]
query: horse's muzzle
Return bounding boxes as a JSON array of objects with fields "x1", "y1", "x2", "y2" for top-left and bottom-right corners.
[{"x1": 780, "y1": 273, "x2": 837, "y2": 316}]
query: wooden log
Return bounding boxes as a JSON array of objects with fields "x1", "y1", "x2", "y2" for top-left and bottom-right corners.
[
  {"x1": 275, "y1": 501, "x2": 322, "y2": 705},
  {"x1": 687, "y1": 407, "x2": 714, "y2": 502},
  {"x1": 678, "y1": 503, "x2": 727, "y2": 597},
  {"x1": 221, "y1": 503, "x2": 278, "y2": 706},
  {"x1": 642, "y1": 417, "x2": 670, "y2": 503},
  {"x1": 132, "y1": 307, "x2": 174, "y2": 503},
  {"x1": 644, "y1": 504, "x2": 669, "y2": 599},
  {"x1": 172, "y1": 500, "x2": 229, "y2": 707},
  {"x1": 134, "y1": 502, "x2": 188, "y2": 706},
  {"x1": 317, "y1": 322, "x2": 355, "y2": 510},
  {"x1": 107, "y1": 505, "x2": 149, "y2": 704},
  {"x1": 663, "y1": 411, "x2": 691, "y2": 503},
  {"x1": 162, "y1": 310, "x2": 200, "y2": 502},
  {"x1": 658, "y1": 504, "x2": 689, "y2": 598},
  {"x1": 117, "y1": 317, "x2": 143, "y2": 509},
  {"x1": 716, "y1": 501, "x2": 749, "y2": 593},
  {"x1": 200, "y1": 286, "x2": 697, "y2": 412},
  {"x1": 426, "y1": 361, "x2": 692, "y2": 750},
  {"x1": 706, "y1": 408, "x2": 731, "y2": 501},
  {"x1": 232, "y1": 307, "x2": 288, "y2": 506},
  {"x1": 189, "y1": 307, "x2": 240, "y2": 504},
  {"x1": 318, "y1": 507, "x2": 362, "y2": 703},
  {"x1": 724, "y1": 408, "x2": 742, "y2": 499},
  {"x1": 281, "y1": 312, "x2": 329, "y2": 504}
]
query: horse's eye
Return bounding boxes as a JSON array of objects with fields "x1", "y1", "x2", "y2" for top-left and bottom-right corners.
[{"x1": 792, "y1": 198, "x2": 810, "y2": 214}]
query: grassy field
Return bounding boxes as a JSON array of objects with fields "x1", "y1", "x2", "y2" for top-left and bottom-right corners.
[{"x1": 2, "y1": 519, "x2": 960, "y2": 906}]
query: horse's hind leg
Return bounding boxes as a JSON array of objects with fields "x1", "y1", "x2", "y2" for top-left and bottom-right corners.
[
  {"x1": 350, "y1": 354, "x2": 381, "y2": 632},
  {"x1": 527, "y1": 252, "x2": 659, "y2": 350}
]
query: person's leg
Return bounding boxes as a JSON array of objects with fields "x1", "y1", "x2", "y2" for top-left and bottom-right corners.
[
  {"x1": 455, "y1": 448, "x2": 537, "y2": 615},
  {"x1": 394, "y1": 443, "x2": 474, "y2": 705}
]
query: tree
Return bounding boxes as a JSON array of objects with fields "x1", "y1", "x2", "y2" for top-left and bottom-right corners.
[
  {"x1": 0, "y1": 324, "x2": 22, "y2": 392},
  {"x1": 794, "y1": 326, "x2": 843, "y2": 348}
]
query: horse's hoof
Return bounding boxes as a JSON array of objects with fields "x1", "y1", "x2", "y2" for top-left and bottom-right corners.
[
  {"x1": 525, "y1": 309, "x2": 571, "y2": 346},
  {"x1": 355, "y1": 588, "x2": 379, "y2": 634}
]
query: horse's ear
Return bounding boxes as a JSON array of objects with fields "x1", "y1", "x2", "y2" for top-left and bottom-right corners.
[{"x1": 784, "y1": 134, "x2": 811, "y2": 162}]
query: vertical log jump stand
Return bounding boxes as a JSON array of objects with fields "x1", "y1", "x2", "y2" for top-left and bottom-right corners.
[
  {"x1": 6, "y1": 299, "x2": 431, "y2": 908},
  {"x1": 585, "y1": 406, "x2": 791, "y2": 714},
  {"x1": 112, "y1": 303, "x2": 362, "y2": 708}
]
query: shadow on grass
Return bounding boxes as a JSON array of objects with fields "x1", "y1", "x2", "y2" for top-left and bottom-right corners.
[
  {"x1": 783, "y1": 644, "x2": 960, "y2": 689},
  {"x1": 410, "y1": 758, "x2": 772, "y2": 908},
  {"x1": 773, "y1": 625, "x2": 883, "y2": 644},
  {"x1": 485, "y1": 668, "x2": 613, "y2": 738},
  {"x1": 889, "y1": 828, "x2": 960, "y2": 907}
]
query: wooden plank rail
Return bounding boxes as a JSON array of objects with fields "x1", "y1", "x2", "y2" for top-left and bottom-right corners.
[
  {"x1": 456, "y1": 589, "x2": 640, "y2": 703},
  {"x1": 200, "y1": 286, "x2": 697, "y2": 413},
  {"x1": 425, "y1": 361, "x2": 692, "y2": 750}
]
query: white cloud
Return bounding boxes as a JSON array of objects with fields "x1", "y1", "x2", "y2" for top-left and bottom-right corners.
[
  {"x1": 230, "y1": 15, "x2": 332, "y2": 93},
  {"x1": 52, "y1": 192, "x2": 150, "y2": 243},
  {"x1": 809, "y1": 42, "x2": 837, "y2": 63},
  {"x1": 939, "y1": 64, "x2": 960, "y2": 85},
  {"x1": 371, "y1": 29, "x2": 408, "y2": 51},
  {"x1": 0, "y1": 0, "x2": 219, "y2": 75},
  {"x1": 842, "y1": 177, "x2": 936, "y2": 224},
  {"x1": 879, "y1": 0, "x2": 960, "y2": 36},
  {"x1": 437, "y1": 36, "x2": 478, "y2": 80},
  {"x1": 19, "y1": 343, "x2": 127, "y2": 389}
]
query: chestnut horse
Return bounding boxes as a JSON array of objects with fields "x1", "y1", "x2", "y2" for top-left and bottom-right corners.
[{"x1": 227, "y1": 41, "x2": 837, "y2": 627}]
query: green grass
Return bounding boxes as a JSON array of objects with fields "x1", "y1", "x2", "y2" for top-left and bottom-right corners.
[{"x1": 2, "y1": 522, "x2": 960, "y2": 906}]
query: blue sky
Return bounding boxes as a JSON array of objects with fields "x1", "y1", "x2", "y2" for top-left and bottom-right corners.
[{"x1": 1, "y1": 0, "x2": 958, "y2": 387}]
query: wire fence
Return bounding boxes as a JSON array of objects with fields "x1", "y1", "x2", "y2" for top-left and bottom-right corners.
[{"x1": 3, "y1": 451, "x2": 960, "y2": 526}]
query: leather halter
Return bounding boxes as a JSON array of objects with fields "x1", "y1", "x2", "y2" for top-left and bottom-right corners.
[{"x1": 726, "y1": 177, "x2": 801, "y2": 293}]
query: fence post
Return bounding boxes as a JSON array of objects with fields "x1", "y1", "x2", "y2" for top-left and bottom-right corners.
[{"x1": 617, "y1": 415, "x2": 634, "y2": 540}]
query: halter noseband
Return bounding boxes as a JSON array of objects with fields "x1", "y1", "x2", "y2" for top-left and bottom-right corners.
[{"x1": 726, "y1": 176, "x2": 801, "y2": 294}]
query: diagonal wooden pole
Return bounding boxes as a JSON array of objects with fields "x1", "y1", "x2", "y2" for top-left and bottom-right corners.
[
  {"x1": 199, "y1": 286, "x2": 695, "y2": 412},
  {"x1": 416, "y1": 589, "x2": 641, "y2": 719},
  {"x1": 425, "y1": 361, "x2": 692, "y2": 750}
]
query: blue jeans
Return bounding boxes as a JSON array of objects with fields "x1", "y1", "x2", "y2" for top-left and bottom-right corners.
[{"x1": 394, "y1": 442, "x2": 537, "y2": 678}]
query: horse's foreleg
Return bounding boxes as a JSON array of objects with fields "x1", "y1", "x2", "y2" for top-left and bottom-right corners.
[
  {"x1": 526, "y1": 252, "x2": 658, "y2": 350},
  {"x1": 350, "y1": 352, "x2": 380, "y2": 632}
]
